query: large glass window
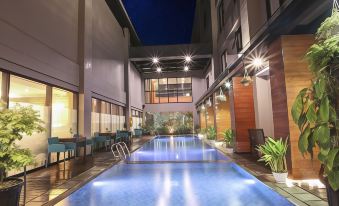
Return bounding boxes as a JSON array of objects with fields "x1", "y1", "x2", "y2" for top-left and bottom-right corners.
[
  {"x1": 52, "y1": 88, "x2": 77, "y2": 138},
  {"x1": 119, "y1": 106, "x2": 125, "y2": 130},
  {"x1": 100, "y1": 101, "x2": 111, "y2": 132},
  {"x1": 111, "y1": 104, "x2": 119, "y2": 133},
  {"x1": 9, "y1": 75, "x2": 50, "y2": 169},
  {"x1": 145, "y1": 77, "x2": 193, "y2": 104},
  {"x1": 91, "y1": 98, "x2": 100, "y2": 135}
]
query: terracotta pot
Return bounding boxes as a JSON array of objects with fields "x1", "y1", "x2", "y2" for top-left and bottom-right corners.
[{"x1": 0, "y1": 178, "x2": 23, "y2": 206}]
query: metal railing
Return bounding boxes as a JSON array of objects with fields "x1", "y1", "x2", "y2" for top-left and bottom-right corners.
[{"x1": 111, "y1": 142, "x2": 130, "y2": 160}]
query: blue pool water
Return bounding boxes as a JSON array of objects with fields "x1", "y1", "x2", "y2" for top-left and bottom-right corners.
[
  {"x1": 127, "y1": 136, "x2": 228, "y2": 162},
  {"x1": 57, "y1": 136, "x2": 293, "y2": 206}
]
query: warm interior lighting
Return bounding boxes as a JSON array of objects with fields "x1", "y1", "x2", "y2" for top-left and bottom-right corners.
[
  {"x1": 156, "y1": 67, "x2": 162, "y2": 73},
  {"x1": 184, "y1": 66, "x2": 189, "y2": 71},
  {"x1": 206, "y1": 98, "x2": 212, "y2": 107},
  {"x1": 185, "y1": 56, "x2": 192, "y2": 63},
  {"x1": 152, "y1": 57, "x2": 159, "y2": 64},
  {"x1": 201, "y1": 104, "x2": 205, "y2": 110},
  {"x1": 216, "y1": 87, "x2": 226, "y2": 102}
]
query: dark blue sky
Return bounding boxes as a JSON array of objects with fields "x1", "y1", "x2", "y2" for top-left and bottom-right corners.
[{"x1": 122, "y1": 0, "x2": 196, "y2": 45}]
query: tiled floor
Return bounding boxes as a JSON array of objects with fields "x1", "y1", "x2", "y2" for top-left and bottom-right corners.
[
  {"x1": 18, "y1": 136, "x2": 153, "y2": 206},
  {"x1": 214, "y1": 143, "x2": 328, "y2": 206}
]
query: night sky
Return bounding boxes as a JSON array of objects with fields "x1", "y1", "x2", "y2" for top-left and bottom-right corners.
[{"x1": 122, "y1": 0, "x2": 196, "y2": 45}]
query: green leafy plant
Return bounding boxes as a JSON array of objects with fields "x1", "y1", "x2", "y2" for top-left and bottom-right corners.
[
  {"x1": 257, "y1": 137, "x2": 288, "y2": 173},
  {"x1": 0, "y1": 105, "x2": 45, "y2": 184},
  {"x1": 222, "y1": 129, "x2": 234, "y2": 148},
  {"x1": 291, "y1": 11, "x2": 339, "y2": 191},
  {"x1": 207, "y1": 126, "x2": 217, "y2": 140}
]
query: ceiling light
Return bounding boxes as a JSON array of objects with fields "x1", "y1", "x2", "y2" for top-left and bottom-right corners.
[
  {"x1": 185, "y1": 56, "x2": 192, "y2": 63},
  {"x1": 184, "y1": 66, "x2": 189, "y2": 71},
  {"x1": 152, "y1": 57, "x2": 159, "y2": 64},
  {"x1": 156, "y1": 67, "x2": 162, "y2": 73},
  {"x1": 253, "y1": 58, "x2": 263, "y2": 67}
]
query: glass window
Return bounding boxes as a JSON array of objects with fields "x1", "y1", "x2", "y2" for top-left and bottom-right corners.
[
  {"x1": 52, "y1": 88, "x2": 77, "y2": 138},
  {"x1": 100, "y1": 101, "x2": 111, "y2": 132},
  {"x1": 91, "y1": 98, "x2": 100, "y2": 135},
  {"x1": 9, "y1": 75, "x2": 50, "y2": 169},
  {"x1": 218, "y1": 0, "x2": 225, "y2": 31},
  {"x1": 111, "y1": 104, "x2": 119, "y2": 133},
  {"x1": 119, "y1": 106, "x2": 125, "y2": 130},
  {"x1": 145, "y1": 77, "x2": 192, "y2": 104}
]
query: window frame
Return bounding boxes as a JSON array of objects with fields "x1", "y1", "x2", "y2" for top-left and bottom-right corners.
[{"x1": 144, "y1": 77, "x2": 193, "y2": 104}]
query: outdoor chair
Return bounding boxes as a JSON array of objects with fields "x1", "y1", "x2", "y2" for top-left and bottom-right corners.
[
  {"x1": 116, "y1": 130, "x2": 131, "y2": 145},
  {"x1": 46, "y1": 137, "x2": 76, "y2": 167},
  {"x1": 134, "y1": 129, "x2": 143, "y2": 138},
  {"x1": 248, "y1": 129, "x2": 266, "y2": 157},
  {"x1": 93, "y1": 133, "x2": 111, "y2": 151}
]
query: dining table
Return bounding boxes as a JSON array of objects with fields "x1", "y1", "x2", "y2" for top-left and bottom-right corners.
[{"x1": 60, "y1": 136, "x2": 87, "y2": 160}]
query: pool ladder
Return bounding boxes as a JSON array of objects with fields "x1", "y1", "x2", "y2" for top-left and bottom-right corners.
[{"x1": 111, "y1": 142, "x2": 130, "y2": 160}]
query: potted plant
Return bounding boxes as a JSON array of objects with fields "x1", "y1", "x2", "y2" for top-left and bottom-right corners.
[
  {"x1": 291, "y1": 10, "x2": 339, "y2": 205},
  {"x1": 207, "y1": 126, "x2": 217, "y2": 146},
  {"x1": 0, "y1": 104, "x2": 44, "y2": 206},
  {"x1": 257, "y1": 137, "x2": 289, "y2": 183},
  {"x1": 222, "y1": 129, "x2": 234, "y2": 153}
]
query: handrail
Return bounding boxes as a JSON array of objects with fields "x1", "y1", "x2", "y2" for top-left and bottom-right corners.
[{"x1": 111, "y1": 142, "x2": 130, "y2": 160}]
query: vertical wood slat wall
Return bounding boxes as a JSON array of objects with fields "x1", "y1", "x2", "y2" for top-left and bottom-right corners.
[
  {"x1": 215, "y1": 93, "x2": 231, "y2": 141},
  {"x1": 232, "y1": 77, "x2": 256, "y2": 152},
  {"x1": 269, "y1": 35, "x2": 320, "y2": 179}
]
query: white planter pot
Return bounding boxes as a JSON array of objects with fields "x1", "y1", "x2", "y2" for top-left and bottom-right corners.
[
  {"x1": 209, "y1": 140, "x2": 216, "y2": 146},
  {"x1": 225, "y1": 148, "x2": 233, "y2": 153},
  {"x1": 272, "y1": 172, "x2": 288, "y2": 183}
]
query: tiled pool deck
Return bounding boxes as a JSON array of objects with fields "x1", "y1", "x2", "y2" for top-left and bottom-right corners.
[
  {"x1": 19, "y1": 136, "x2": 328, "y2": 206},
  {"x1": 214, "y1": 142, "x2": 328, "y2": 206}
]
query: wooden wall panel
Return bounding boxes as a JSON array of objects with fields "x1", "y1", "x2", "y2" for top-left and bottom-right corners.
[
  {"x1": 215, "y1": 94, "x2": 231, "y2": 141},
  {"x1": 269, "y1": 35, "x2": 320, "y2": 179},
  {"x1": 232, "y1": 77, "x2": 256, "y2": 152},
  {"x1": 206, "y1": 104, "x2": 215, "y2": 129},
  {"x1": 199, "y1": 111, "x2": 206, "y2": 130}
]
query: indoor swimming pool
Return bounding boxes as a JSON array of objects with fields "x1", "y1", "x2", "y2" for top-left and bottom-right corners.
[{"x1": 56, "y1": 136, "x2": 293, "y2": 206}]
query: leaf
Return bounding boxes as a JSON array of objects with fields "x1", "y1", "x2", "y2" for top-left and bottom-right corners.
[
  {"x1": 291, "y1": 89, "x2": 307, "y2": 124},
  {"x1": 328, "y1": 170, "x2": 339, "y2": 191},
  {"x1": 327, "y1": 148, "x2": 339, "y2": 170},
  {"x1": 314, "y1": 78, "x2": 325, "y2": 99},
  {"x1": 306, "y1": 102, "x2": 317, "y2": 123},
  {"x1": 298, "y1": 125, "x2": 310, "y2": 154},
  {"x1": 316, "y1": 125, "x2": 330, "y2": 146},
  {"x1": 319, "y1": 97, "x2": 330, "y2": 122}
]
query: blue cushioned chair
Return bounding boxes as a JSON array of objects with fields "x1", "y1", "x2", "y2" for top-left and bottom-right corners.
[
  {"x1": 93, "y1": 133, "x2": 111, "y2": 151},
  {"x1": 46, "y1": 137, "x2": 76, "y2": 167},
  {"x1": 116, "y1": 130, "x2": 131, "y2": 144},
  {"x1": 134, "y1": 129, "x2": 143, "y2": 138}
]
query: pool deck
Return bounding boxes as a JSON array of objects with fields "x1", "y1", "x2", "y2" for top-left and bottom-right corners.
[
  {"x1": 19, "y1": 136, "x2": 328, "y2": 206},
  {"x1": 214, "y1": 142, "x2": 328, "y2": 206},
  {"x1": 19, "y1": 136, "x2": 153, "y2": 206}
]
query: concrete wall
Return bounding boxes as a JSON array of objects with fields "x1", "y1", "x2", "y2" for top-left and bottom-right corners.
[
  {"x1": 91, "y1": 0, "x2": 126, "y2": 103},
  {"x1": 253, "y1": 76, "x2": 274, "y2": 137},
  {"x1": 130, "y1": 63, "x2": 144, "y2": 110},
  {"x1": 0, "y1": 0, "x2": 79, "y2": 91}
]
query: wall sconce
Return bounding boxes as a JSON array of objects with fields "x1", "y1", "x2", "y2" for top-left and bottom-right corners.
[{"x1": 216, "y1": 87, "x2": 227, "y2": 102}]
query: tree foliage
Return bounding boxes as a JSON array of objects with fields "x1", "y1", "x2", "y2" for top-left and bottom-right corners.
[
  {"x1": 0, "y1": 105, "x2": 45, "y2": 184},
  {"x1": 291, "y1": 11, "x2": 339, "y2": 191}
]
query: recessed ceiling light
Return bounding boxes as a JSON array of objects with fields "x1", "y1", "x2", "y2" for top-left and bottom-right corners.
[
  {"x1": 156, "y1": 67, "x2": 162, "y2": 73},
  {"x1": 184, "y1": 66, "x2": 189, "y2": 71},
  {"x1": 185, "y1": 56, "x2": 192, "y2": 63},
  {"x1": 152, "y1": 57, "x2": 159, "y2": 64}
]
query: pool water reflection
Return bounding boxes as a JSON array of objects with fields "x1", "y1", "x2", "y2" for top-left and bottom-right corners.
[
  {"x1": 127, "y1": 136, "x2": 228, "y2": 162},
  {"x1": 57, "y1": 136, "x2": 293, "y2": 206}
]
